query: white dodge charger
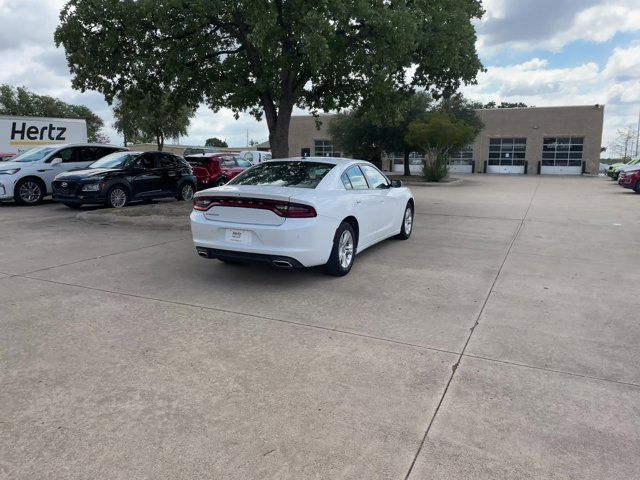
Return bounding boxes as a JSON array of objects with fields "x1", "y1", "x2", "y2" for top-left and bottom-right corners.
[{"x1": 190, "y1": 157, "x2": 414, "y2": 276}]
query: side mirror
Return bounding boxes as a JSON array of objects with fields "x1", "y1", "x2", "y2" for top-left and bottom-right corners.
[
  {"x1": 50, "y1": 157, "x2": 63, "y2": 166},
  {"x1": 390, "y1": 179, "x2": 402, "y2": 188}
]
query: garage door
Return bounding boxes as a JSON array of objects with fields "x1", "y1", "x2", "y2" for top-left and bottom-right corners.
[
  {"x1": 487, "y1": 138, "x2": 527, "y2": 174},
  {"x1": 541, "y1": 137, "x2": 584, "y2": 175}
]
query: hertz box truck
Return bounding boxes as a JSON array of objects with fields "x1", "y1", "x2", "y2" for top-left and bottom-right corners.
[{"x1": 0, "y1": 115, "x2": 88, "y2": 155}]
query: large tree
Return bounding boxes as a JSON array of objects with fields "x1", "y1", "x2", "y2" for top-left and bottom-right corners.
[
  {"x1": 329, "y1": 92, "x2": 433, "y2": 173},
  {"x1": 113, "y1": 89, "x2": 196, "y2": 150},
  {"x1": 405, "y1": 113, "x2": 478, "y2": 182},
  {"x1": 205, "y1": 137, "x2": 228, "y2": 148},
  {"x1": 0, "y1": 84, "x2": 109, "y2": 142},
  {"x1": 55, "y1": 0, "x2": 484, "y2": 158}
]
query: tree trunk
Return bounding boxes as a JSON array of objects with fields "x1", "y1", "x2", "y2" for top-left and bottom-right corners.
[
  {"x1": 156, "y1": 132, "x2": 164, "y2": 151},
  {"x1": 403, "y1": 150, "x2": 411, "y2": 176},
  {"x1": 261, "y1": 92, "x2": 294, "y2": 159}
]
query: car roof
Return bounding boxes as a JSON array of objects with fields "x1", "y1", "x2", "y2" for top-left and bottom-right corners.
[
  {"x1": 269, "y1": 156, "x2": 360, "y2": 166},
  {"x1": 185, "y1": 153, "x2": 236, "y2": 158}
]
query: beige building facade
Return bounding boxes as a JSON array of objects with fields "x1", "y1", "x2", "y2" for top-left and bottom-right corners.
[{"x1": 288, "y1": 105, "x2": 605, "y2": 175}]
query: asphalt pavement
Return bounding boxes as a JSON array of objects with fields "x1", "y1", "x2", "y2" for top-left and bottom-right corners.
[{"x1": 1, "y1": 175, "x2": 638, "y2": 479}]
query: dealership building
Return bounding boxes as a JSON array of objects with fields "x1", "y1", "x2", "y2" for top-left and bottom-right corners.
[{"x1": 287, "y1": 105, "x2": 605, "y2": 175}]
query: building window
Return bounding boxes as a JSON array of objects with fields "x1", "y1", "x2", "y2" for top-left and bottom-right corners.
[
  {"x1": 488, "y1": 138, "x2": 527, "y2": 166},
  {"x1": 448, "y1": 145, "x2": 474, "y2": 165},
  {"x1": 314, "y1": 140, "x2": 341, "y2": 157},
  {"x1": 542, "y1": 137, "x2": 584, "y2": 167}
]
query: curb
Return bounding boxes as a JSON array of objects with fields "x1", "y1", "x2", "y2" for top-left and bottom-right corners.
[{"x1": 401, "y1": 177, "x2": 463, "y2": 187}]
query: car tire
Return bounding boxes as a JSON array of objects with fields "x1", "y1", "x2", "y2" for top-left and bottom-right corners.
[
  {"x1": 215, "y1": 177, "x2": 228, "y2": 187},
  {"x1": 395, "y1": 203, "x2": 414, "y2": 240},
  {"x1": 14, "y1": 178, "x2": 45, "y2": 205},
  {"x1": 177, "y1": 182, "x2": 195, "y2": 201},
  {"x1": 324, "y1": 222, "x2": 356, "y2": 276},
  {"x1": 105, "y1": 186, "x2": 129, "y2": 208},
  {"x1": 64, "y1": 203, "x2": 82, "y2": 209},
  {"x1": 635, "y1": 181, "x2": 640, "y2": 194}
]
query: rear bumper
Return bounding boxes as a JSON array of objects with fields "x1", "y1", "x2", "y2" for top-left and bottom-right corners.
[
  {"x1": 195, "y1": 247, "x2": 304, "y2": 267},
  {"x1": 190, "y1": 210, "x2": 336, "y2": 268}
]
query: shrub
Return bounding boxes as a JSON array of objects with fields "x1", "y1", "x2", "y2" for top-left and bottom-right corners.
[{"x1": 423, "y1": 155, "x2": 448, "y2": 182}]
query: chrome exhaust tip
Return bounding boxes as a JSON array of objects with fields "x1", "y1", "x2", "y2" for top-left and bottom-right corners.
[
  {"x1": 196, "y1": 249, "x2": 209, "y2": 258},
  {"x1": 273, "y1": 260, "x2": 293, "y2": 268}
]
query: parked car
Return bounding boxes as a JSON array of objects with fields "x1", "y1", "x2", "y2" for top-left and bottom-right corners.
[
  {"x1": 0, "y1": 143, "x2": 125, "y2": 205},
  {"x1": 185, "y1": 153, "x2": 251, "y2": 189},
  {"x1": 183, "y1": 146, "x2": 230, "y2": 156},
  {"x1": 52, "y1": 151, "x2": 196, "y2": 208},
  {"x1": 191, "y1": 157, "x2": 414, "y2": 276},
  {"x1": 618, "y1": 167, "x2": 640, "y2": 193},
  {"x1": 239, "y1": 151, "x2": 272, "y2": 164},
  {"x1": 0, "y1": 152, "x2": 16, "y2": 162},
  {"x1": 607, "y1": 158, "x2": 640, "y2": 180}
]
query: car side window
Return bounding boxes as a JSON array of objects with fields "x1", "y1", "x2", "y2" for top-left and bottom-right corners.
[
  {"x1": 360, "y1": 165, "x2": 389, "y2": 189},
  {"x1": 344, "y1": 166, "x2": 369, "y2": 190},
  {"x1": 221, "y1": 156, "x2": 237, "y2": 168},
  {"x1": 341, "y1": 172, "x2": 353, "y2": 189},
  {"x1": 55, "y1": 148, "x2": 76, "y2": 163},
  {"x1": 159, "y1": 154, "x2": 177, "y2": 169},
  {"x1": 133, "y1": 154, "x2": 156, "y2": 170},
  {"x1": 79, "y1": 147, "x2": 107, "y2": 163},
  {"x1": 236, "y1": 158, "x2": 252, "y2": 168}
]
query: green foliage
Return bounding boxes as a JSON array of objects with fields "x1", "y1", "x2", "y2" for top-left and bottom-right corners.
[
  {"x1": 0, "y1": 84, "x2": 108, "y2": 142},
  {"x1": 483, "y1": 101, "x2": 530, "y2": 109},
  {"x1": 205, "y1": 137, "x2": 228, "y2": 148},
  {"x1": 55, "y1": 0, "x2": 484, "y2": 157},
  {"x1": 113, "y1": 90, "x2": 196, "y2": 150},
  {"x1": 422, "y1": 154, "x2": 450, "y2": 182},
  {"x1": 405, "y1": 113, "x2": 477, "y2": 182},
  {"x1": 329, "y1": 92, "x2": 433, "y2": 173},
  {"x1": 439, "y1": 93, "x2": 485, "y2": 133}
]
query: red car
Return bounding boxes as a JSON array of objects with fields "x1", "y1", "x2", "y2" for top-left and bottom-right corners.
[
  {"x1": 618, "y1": 167, "x2": 640, "y2": 193},
  {"x1": 0, "y1": 152, "x2": 16, "y2": 162},
  {"x1": 185, "y1": 153, "x2": 252, "y2": 189}
]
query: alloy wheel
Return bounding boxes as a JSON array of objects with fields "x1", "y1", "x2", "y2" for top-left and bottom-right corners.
[
  {"x1": 338, "y1": 230, "x2": 354, "y2": 269},
  {"x1": 19, "y1": 181, "x2": 42, "y2": 204},
  {"x1": 404, "y1": 207, "x2": 413, "y2": 234},
  {"x1": 110, "y1": 188, "x2": 127, "y2": 208},
  {"x1": 182, "y1": 184, "x2": 194, "y2": 200}
]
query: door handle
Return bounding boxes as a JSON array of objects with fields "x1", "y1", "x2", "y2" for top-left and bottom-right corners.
[{"x1": 355, "y1": 200, "x2": 362, "y2": 205}]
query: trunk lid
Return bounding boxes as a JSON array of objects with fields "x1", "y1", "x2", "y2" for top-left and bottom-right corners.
[{"x1": 195, "y1": 185, "x2": 312, "y2": 226}]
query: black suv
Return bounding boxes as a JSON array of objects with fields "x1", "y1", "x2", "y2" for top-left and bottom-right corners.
[{"x1": 52, "y1": 151, "x2": 197, "y2": 208}]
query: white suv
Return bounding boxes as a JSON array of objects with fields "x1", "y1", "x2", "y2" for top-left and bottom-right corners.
[{"x1": 0, "y1": 143, "x2": 125, "y2": 205}]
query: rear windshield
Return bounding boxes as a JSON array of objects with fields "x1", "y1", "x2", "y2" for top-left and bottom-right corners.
[
  {"x1": 185, "y1": 156, "x2": 210, "y2": 167},
  {"x1": 228, "y1": 161, "x2": 334, "y2": 189}
]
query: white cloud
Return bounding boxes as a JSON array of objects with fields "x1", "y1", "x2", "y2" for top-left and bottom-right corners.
[{"x1": 477, "y1": 0, "x2": 640, "y2": 55}]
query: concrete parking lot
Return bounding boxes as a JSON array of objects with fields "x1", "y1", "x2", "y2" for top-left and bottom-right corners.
[{"x1": 1, "y1": 175, "x2": 639, "y2": 479}]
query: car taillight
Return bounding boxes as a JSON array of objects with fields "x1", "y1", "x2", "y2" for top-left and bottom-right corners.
[
  {"x1": 284, "y1": 203, "x2": 316, "y2": 218},
  {"x1": 193, "y1": 197, "x2": 214, "y2": 210},
  {"x1": 192, "y1": 196, "x2": 316, "y2": 217}
]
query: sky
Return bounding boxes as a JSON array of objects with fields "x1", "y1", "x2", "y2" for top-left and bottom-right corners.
[{"x1": 0, "y1": 0, "x2": 638, "y2": 151}]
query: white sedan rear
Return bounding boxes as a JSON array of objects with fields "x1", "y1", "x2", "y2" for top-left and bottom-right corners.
[{"x1": 190, "y1": 157, "x2": 414, "y2": 276}]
